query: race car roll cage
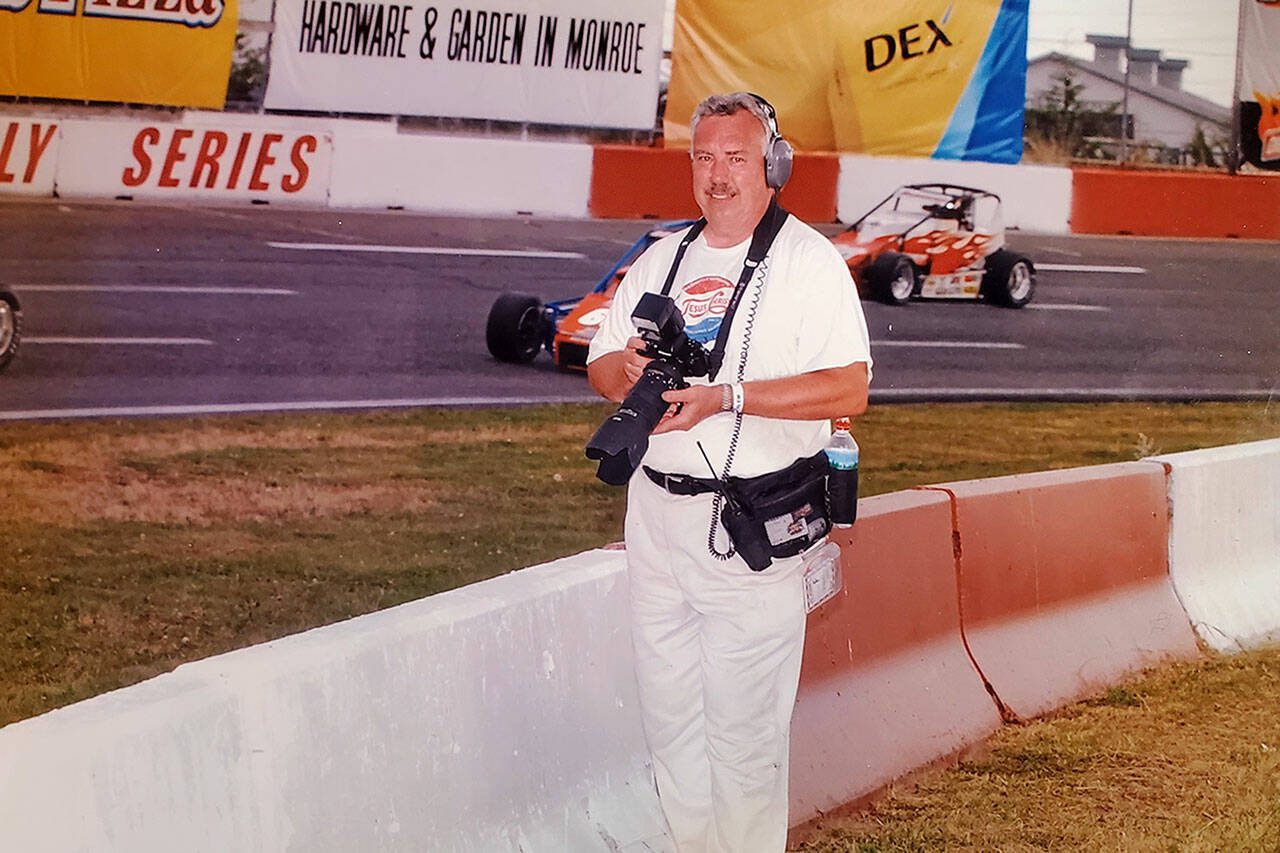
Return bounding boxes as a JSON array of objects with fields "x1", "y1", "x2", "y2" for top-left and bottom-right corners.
[{"x1": 848, "y1": 183, "x2": 1002, "y2": 254}]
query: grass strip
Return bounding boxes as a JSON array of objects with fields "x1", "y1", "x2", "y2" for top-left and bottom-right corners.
[
  {"x1": 1, "y1": 401, "x2": 1276, "y2": 727},
  {"x1": 796, "y1": 645, "x2": 1280, "y2": 852}
]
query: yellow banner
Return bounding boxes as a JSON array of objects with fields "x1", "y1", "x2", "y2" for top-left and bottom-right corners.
[
  {"x1": 0, "y1": 0, "x2": 238, "y2": 108},
  {"x1": 666, "y1": 0, "x2": 1021, "y2": 159}
]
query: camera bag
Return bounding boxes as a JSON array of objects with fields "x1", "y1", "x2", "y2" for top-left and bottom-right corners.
[{"x1": 724, "y1": 451, "x2": 831, "y2": 561}]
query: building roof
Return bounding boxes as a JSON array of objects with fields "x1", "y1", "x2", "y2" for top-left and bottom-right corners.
[
  {"x1": 1028, "y1": 52, "x2": 1230, "y2": 127},
  {"x1": 1084, "y1": 34, "x2": 1129, "y2": 49}
]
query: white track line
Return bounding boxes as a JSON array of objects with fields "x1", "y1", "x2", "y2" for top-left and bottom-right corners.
[
  {"x1": 0, "y1": 396, "x2": 601, "y2": 421},
  {"x1": 4, "y1": 389, "x2": 1272, "y2": 421},
  {"x1": 14, "y1": 285, "x2": 297, "y2": 295},
  {"x1": 874, "y1": 340, "x2": 1025, "y2": 349},
  {"x1": 267, "y1": 241, "x2": 586, "y2": 260},
  {"x1": 25, "y1": 337, "x2": 213, "y2": 346},
  {"x1": 1036, "y1": 263, "x2": 1147, "y2": 274},
  {"x1": 1026, "y1": 303, "x2": 1110, "y2": 312},
  {"x1": 871, "y1": 388, "x2": 1276, "y2": 401}
]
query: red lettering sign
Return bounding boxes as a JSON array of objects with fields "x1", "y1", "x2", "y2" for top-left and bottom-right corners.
[{"x1": 119, "y1": 126, "x2": 320, "y2": 194}]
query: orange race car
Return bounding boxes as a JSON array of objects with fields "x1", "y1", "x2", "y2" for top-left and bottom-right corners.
[
  {"x1": 485, "y1": 185, "x2": 1034, "y2": 369},
  {"x1": 485, "y1": 220, "x2": 694, "y2": 369},
  {"x1": 832, "y1": 183, "x2": 1035, "y2": 307}
]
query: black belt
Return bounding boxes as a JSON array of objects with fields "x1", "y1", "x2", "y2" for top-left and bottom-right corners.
[{"x1": 643, "y1": 466, "x2": 720, "y2": 496}]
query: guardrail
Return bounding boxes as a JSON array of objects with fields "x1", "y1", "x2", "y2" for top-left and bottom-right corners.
[
  {"x1": 2, "y1": 441, "x2": 1275, "y2": 850},
  {"x1": 8, "y1": 110, "x2": 1280, "y2": 239}
]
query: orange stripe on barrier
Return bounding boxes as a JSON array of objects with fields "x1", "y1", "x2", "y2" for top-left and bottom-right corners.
[
  {"x1": 935, "y1": 463, "x2": 1200, "y2": 721},
  {"x1": 789, "y1": 489, "x2": 1002, "y2": 826},
  {"x1": 1071, "y1": 168, "x2": 1280, "y2": 239},
  {"x1": 589, "y1": 145, "x2": 838, "y2": 222}
]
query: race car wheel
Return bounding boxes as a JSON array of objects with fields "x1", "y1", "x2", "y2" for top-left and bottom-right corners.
[
  {"x1": 865, "y1": 252, "x2": 917, "y2": 305},
  {"x1": 981, "y1": 250, "x2": 1036, "y2": 308},
  {"x1": 486, "y1": 292, "x2": 548, "y2": 364},
  {"x1": 0, "y1": 290, "x2": 21, "y2": 374}
]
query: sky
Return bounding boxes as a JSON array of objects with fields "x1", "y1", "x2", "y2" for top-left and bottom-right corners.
[{"x1": 1026, "y1": 0, "x2": 1242, "y2": 107}]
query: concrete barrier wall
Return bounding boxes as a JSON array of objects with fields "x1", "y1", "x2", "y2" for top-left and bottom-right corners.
[
  {"x1": 928, "y1": 463, "x2": 1202, "y2": 721},
  {"x1": 837, "y1": 154, "x2": 1073, "y2": 234},
  {"x1": 1151, "y1": 439, "x2": 1280, "y2": 652},
  {"x1": 4, "y1": 447, "x2": 1277, "y2": 849},
  {"x1": 588, "y1": 145, "x2": 840, "y2": 223},
  {"x1": 1071, "y1": 168, "x2": 1280, "y2": 239},
  {"x1": 0, "y1": 117, "x2": 59, "y2": 197},
  {"x1": 790, "y1": 489, "x2": 1003, "y2": 823},
  {"x1": 57, "y1": 119, "x2": 334, "y2": 206},
  {"x1": 329, "y1": 129, "x2": 593, "y2": 217},
  {"x1": 0, "y1": 549, "x2": 670, "y2": 853},
  {"x1": 8, "y1": 107, "x2": 1280, "y2": 239},
  {"x1": 1, "y1": 110, "x2": 595, "y2": 217}
]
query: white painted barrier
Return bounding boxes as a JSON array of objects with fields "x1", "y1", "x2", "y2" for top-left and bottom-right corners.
[
  {"x1": 2, "y1": 109, "x2": 595, "y2": 217},
  {"x1": 3, "y1": 106, "x2": 1072, "y2": 225},
  {"x1": 56, "y1": 119, "x2": 333, "y2": 205},
  {"x1": 837, "y1": 154, "x2": 1073, "y2": 234},
  {"x1": 328, "y1": 129, "x2": 594, "y2": 217},
  {"x1": 1151, "y1": 439, "x2": 1280, "y2": 652},
  {"x1": 0, "y1": 549, "x2": 671, "y2": 853},
  {"x1": 0, "y1": 117, "x2": 60, "y2": 197}
]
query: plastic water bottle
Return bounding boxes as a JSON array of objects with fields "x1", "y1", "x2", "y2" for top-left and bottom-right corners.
[{"x1": 824, "y1": 417, "x2": 859, "y2": 527}]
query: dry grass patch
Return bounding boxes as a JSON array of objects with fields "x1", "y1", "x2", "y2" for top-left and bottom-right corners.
[{"x1": 796, "y1": 646, "x2": 1280, "y2": 852}]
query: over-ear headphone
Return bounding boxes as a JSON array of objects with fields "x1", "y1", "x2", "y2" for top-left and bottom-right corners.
[{"x1": 747, "y1": 92, "x2": 794, "y2": 190}]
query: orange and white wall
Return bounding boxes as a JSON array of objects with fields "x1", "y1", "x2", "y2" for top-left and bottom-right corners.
[
  {"x1": 4, "y1": 111, "x2": 1280, "y2": 238},
  {"x1": 0, "y1": 439, "x2": 1276, "y2": 850}
]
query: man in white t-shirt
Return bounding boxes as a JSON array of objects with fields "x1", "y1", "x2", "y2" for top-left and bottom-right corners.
[{"x1": 586, "y1": 92, "x2": 872, "y2": 853}]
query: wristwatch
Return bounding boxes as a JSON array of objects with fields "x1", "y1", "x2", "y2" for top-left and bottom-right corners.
[{"x1": 720, "y1": 383, "x2": 744, "y2": 414}]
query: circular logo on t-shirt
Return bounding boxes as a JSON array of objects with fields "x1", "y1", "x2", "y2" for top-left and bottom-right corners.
[{"x1": 679, "y1": 275, "x2": 735, "y2": 343}]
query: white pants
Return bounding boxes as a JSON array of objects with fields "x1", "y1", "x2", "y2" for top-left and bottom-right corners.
[{"x1": 625, "y1": 473, "x2": 807, "y2": 853}]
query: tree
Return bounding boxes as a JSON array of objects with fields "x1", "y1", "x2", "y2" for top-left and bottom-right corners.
[
  {"x1": 226, "y1": 32, "x2": 268, "y2": 106},
  {"x1": 1024, "y1": 72, "x2": 1122, "y2": 162},
  {"x1": 1187, "y1": 123, "x2": 1227, "y2": 168}
]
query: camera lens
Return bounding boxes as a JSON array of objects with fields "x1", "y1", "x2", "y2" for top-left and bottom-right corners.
[{"x1": 586, "y1": 359, "x2": 685, "y2": 485}]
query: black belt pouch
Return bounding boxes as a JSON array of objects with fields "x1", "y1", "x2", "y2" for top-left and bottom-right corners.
[{"x1": 725, "y1": 451, "x2": 831, "y2": 565}]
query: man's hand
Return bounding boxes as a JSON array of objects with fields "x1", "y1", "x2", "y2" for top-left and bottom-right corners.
[
  {"x1": 619, "y1": 337, "x2": 652, "y2": 386},
  {"x1": 588, "y1": 337, "x2": 654, "y2": 403},
  {"x1": 652, "y1": 384, "x2": 722, "y2": 434}
]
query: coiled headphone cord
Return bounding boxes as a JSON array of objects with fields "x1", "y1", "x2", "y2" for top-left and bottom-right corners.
[{"x1": 707, "y1": 256, "x2": 768, "y2": 562}]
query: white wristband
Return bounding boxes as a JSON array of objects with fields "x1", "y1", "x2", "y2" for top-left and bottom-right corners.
[{"x1": 731, "y1": 383, "x2": 745, "y2": 415}]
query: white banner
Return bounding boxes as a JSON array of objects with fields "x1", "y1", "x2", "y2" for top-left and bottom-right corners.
[
  {"x1": 1238, "y1": 0, "x2": 1280, "y2": 167},
  {"x1": 264, "y1": 0, "x2": 664, "y2": 129},
  {"x1": 1239, "y1": 0, "x2": 1280, "y2": 97}
]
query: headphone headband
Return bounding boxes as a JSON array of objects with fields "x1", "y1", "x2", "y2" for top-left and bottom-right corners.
[{"x1": 747, "y1": 92, "x2": 781, "y2": 138}]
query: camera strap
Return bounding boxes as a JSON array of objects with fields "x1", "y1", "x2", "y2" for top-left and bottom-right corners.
[{"x1": 659, "y1": 198, "x2": 790, "y2": 382}]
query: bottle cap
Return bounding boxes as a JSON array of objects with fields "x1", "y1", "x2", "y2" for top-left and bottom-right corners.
[{"x1": 834, "y1": 416, "x2": 852, "y2": 431}]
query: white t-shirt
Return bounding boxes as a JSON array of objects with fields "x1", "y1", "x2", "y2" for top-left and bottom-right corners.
[{"x1": 587, "y1": 214, "x2": 873, "y2": 479}]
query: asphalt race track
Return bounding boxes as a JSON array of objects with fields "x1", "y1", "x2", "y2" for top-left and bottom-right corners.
[{"x1": 0, "y1": 198, "x2": 1276, "y2": 420}]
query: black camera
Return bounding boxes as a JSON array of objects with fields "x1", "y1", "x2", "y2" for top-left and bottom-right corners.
[{"x1": 585, "y1": 293, "x2": 712, "y2": 485}]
